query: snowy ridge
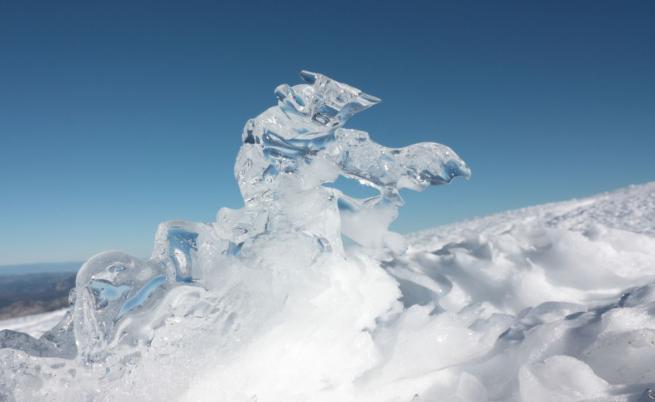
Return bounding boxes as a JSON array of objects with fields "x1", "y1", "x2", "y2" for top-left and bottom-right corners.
[
  {"x1": 386, "y1": 181, "x2": 655, "y2": 401},
  {"x1": 410, "y1": 181, "x2": 655, "y2": 245}
]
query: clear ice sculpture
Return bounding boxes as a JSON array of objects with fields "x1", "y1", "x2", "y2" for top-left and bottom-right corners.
[{"x1": 0, "y1": 71, "x2": 470, "y2": 374}]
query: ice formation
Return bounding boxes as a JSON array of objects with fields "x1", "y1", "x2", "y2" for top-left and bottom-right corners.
[
  {"x1": 3, "y1": 72, "x2": 655, "y2": 402},
  {"x1": 0, "y1": 71, "x2": 471, "y2": 401}
]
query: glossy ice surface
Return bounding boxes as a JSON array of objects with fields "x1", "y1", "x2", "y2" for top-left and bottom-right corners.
[{"x1": 0, "y1": 72, "x2": 470, "y2": 401}]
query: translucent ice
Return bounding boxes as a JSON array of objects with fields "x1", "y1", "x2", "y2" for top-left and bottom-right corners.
[
  {"x1": 0, "y1": 71, "x2": 470, "y2": 401},
  {"x1": 234, "y1": 70, "x2": 470, "y2": 253}
]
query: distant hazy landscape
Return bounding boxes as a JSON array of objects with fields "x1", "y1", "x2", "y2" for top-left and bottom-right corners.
[{"x1": 0, "y1": 262, "x2": 79, "y2": 320}]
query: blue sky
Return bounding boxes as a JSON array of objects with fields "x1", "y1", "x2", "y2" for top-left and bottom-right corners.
[{"x1": 1, "y1": 0, "x2": 654, "y2": 264}]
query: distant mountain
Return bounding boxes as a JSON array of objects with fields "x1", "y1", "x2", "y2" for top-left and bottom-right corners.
[
  {"x1": 0, "y1": 261, "x2": 81, "y2": 276},
  {"x1": 0, "y1": 262, "x2": 80, "y2": 320}
]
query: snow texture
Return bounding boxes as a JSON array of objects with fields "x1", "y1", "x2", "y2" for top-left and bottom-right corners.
[{"x1": 2, "y1": 72, "x2": 655, "y2": 402}]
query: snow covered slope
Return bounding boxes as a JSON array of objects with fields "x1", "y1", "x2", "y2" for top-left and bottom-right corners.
[
  {"x1": 3, "y1": 182, "x2": 654, "y2": 402},
  {"x1": 0, "y1": 309, "x2": 67, "y2": 338},
  {"x1": 383, "y1": 181, "x2": 655, "y2": 401}
]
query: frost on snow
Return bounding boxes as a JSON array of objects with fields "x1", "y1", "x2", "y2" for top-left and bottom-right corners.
[{"x1": 2, "y1": 72, "x2": 655, "y2": 402}]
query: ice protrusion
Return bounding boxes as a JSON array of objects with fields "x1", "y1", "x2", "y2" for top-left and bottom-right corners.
[
  {"x1": 0, "y1": 71, "x2": 471, "y2": 400},
  {"x1": 235, "y1": 70, "x2": 470, "y2": 254},
  {"x1": 72, "y1": 251, "x2": 168, "y2": 362}
]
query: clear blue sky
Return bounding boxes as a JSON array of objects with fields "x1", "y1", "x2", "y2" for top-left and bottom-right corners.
[{"x1": 1, "y1": 0, "x2": 654, "y2": 265}]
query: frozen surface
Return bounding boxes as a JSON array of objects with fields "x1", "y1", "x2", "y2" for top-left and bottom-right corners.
[
  {"x1": 1, "y1": 71, "x2": 654, "y2": 402},
  {"x1": 0, "y1": 310, "x2": 67, "y2": 339}
]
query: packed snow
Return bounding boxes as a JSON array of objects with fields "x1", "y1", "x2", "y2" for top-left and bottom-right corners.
[{"x1": 1, "y1": 72, "x2": 654, "y2": 402}]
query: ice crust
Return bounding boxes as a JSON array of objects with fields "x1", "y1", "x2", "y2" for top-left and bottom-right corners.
[{"x1": 1, "y1": 72, "x2": 655, "y2": 402}]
